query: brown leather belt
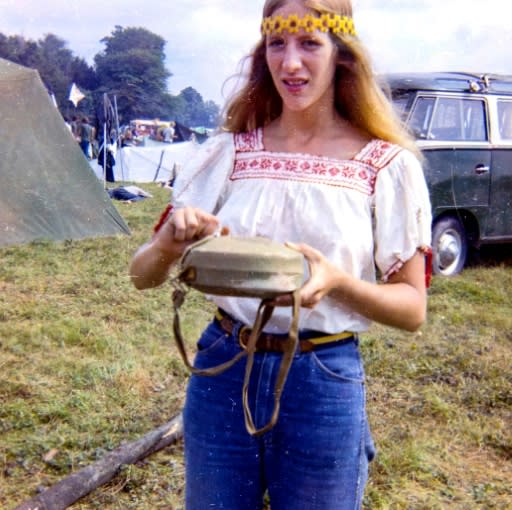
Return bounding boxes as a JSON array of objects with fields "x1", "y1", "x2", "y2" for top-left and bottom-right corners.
[{"x1": 215, "y1": 309, "x2": 354, "y2": 353}]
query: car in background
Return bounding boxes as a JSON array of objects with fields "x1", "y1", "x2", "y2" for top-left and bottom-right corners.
[{"x1": 385, "y1": 72, "x2": 512, "y2": 275}]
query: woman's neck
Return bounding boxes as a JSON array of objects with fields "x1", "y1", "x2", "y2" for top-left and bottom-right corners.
[
  {"x1": 278, "y1": 105, "x2": 340, "y2": 137},
  {"x1": 264, "y1": 108, "x2": 370, "y2": 159}
]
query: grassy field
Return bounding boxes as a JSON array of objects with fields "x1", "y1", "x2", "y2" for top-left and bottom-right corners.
[{"x1": 1, "y1": 184, "x2": 511, "y2": 509}]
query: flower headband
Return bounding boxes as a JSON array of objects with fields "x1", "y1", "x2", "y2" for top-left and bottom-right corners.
[{"x1": 261, "y1": 13, "x2": 356, "y2": 37}]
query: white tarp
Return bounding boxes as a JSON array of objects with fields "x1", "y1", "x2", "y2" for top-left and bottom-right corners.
[{"x1": 90, "y1": 141, "x2": 198, "y2": 182}]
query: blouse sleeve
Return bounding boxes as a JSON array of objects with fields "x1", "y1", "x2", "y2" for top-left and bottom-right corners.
[
  {"x1": 171, "y1": 132, "x2": 235, "y2": 214},
  {"x1": 373, "y1": 149, "x2": 432, "y2": 281}
]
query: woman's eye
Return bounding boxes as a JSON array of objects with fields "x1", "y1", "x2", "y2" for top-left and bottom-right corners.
[
  {"x1": 303, "y1": 38, "x2": 321, "y2": 49},
  {"x1": 267, "y1": 37, "x2": 285, "y2": 49}
]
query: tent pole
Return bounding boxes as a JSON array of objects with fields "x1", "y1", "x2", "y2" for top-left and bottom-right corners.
[
  {"x1": 103, "y1": 122, "x2": 107, "y2": 188},
  {"x1": 102, "y1": 93, "x2": 108, "y2": 189},
  {"x1": 113, "y1": 95, "x2": 124, "y2": 182}
]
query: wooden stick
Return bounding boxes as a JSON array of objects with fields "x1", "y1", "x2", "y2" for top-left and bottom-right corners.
[{"x1": 14, "y1": 413, "x2": 183, "y2": 510}]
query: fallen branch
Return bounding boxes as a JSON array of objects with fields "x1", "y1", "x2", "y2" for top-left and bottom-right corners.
[{"x1": 14, "y1": 413, "x2": 183, "y2": 510}]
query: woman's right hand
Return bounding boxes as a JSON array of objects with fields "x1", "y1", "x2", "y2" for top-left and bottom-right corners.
[
  {"x1": 130, "y1": 207, "x2": 228, "y2": 289},
  {"x1": 153, "y1": 206, "x2": 228, "y2": 259}
]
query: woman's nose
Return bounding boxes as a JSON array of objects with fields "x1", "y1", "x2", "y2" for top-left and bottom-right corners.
[{"x1": 282, "y1": 44, "x2": 302, "y2": 72}]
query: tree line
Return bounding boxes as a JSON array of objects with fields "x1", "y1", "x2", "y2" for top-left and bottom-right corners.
[{"x1": 0, "y1": 26, "x2": 221, "y2": 129}]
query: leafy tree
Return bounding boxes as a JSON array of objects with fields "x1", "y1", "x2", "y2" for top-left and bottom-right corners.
[
  {"x1": 37, "y1": 35, "x2": 77, "y2": 102},
  {"x1": 160, "y1": 93, "x2": 188, "y2": 122},
  {"x1": 202, "y1": 99, "x2": 222, "y2": 128},
  {"x1": 0, "y1": 34, "x2": 40, "y2": 68},
  {"x1": 70, "y1": 56, "x2": 98, "y2": 92},
  {"x1": 173, "y1": 87, "x2": 220, "y2": 127},
  {"x1": 94, "y1": 26, "x2": 170, "y2": 124},
  {"x1": 0, "y1": 32, "x2": 96, "y2": 117}
]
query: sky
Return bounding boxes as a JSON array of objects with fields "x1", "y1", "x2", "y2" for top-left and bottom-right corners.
[{"x1": 1, "y1": 0, "x2": 511, "y2": 106}]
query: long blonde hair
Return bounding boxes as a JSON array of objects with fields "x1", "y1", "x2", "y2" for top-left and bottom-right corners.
[{"x1": 222, "y1": 0, "x2": 419, "y2": 156}]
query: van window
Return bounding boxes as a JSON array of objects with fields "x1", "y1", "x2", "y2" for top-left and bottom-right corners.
[
  {"x1": 462, "y1": 100, "x2": 487, "y2": 141},
  {"x1": 410, "y1": 97, "x2": 487, "y2": 142},
  {"x1": 497, "y1": 100, "x2": 512, "y2": 139},
  {"x1": 430, "y1": 98, "x2": 462, "y2": 140}
]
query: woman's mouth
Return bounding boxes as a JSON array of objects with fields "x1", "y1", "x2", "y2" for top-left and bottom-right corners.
[{"x1": 282, "y1": 79, "x2": 308, "y2": 93}]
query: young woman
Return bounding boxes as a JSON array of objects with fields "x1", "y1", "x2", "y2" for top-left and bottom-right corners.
[{"x1": 130, "y1": 0, "x2": 432, "y2": 508}]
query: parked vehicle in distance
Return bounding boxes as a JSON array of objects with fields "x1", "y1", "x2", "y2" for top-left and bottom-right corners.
[{"x1": 385, "y1": 72, "x2": 512, "y2": 275}]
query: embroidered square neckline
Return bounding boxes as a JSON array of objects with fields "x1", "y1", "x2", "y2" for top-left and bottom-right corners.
[
  {"x1": 258, "y1": 127, "x2": 377, "y2": 164},
  {"x1": 234, "y1": 128, "x2": 402, "y2": 169}
]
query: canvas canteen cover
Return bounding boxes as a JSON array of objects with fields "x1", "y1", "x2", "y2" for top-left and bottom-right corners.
[{"x1": 178, "y1": 235, "x2": 304, "y2": 297}]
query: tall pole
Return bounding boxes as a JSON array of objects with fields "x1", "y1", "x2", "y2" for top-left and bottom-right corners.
[
  {"x1": 102, "y1": 93, "x2": 107, "y2": 188},
  {"x1": 113, "y1": 95, "x2": 124, "y2": 181}
]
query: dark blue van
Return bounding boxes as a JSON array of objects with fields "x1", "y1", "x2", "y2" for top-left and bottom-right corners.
[{"x1": 385, "y1": 72, "x2": 512, "y2": 275}]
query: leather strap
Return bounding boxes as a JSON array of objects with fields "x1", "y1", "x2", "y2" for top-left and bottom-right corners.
[
  {"x1": 171, "y1": 285, "x2": 300, "y2": 436},
  {"x1": 172, "y1": 287, "x2": 247, "y2": 377},
  {"x1": 242, "y1": 289, "x2": 300, "y2": 436}
]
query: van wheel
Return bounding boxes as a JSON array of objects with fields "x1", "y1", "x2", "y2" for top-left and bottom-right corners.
[{"x1": 432, "y1": 216, "x2": 468, "y2": 276}]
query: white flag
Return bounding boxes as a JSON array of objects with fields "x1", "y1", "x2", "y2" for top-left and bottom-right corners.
[{"x1": 68, "y1": 83, "x2": 85, "y2": 107}]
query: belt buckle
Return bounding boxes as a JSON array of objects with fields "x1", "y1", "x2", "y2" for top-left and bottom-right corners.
[{"x1": 238, "y1": 325, "x2": 251, "y2": 350}]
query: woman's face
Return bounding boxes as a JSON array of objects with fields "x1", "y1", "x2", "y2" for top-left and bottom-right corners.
[{"x1": 265, "y1": 1, "x2": 338, "y2": 114}]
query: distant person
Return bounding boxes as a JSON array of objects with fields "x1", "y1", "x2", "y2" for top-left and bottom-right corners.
[
  {"x1": 162, "y1": 121, "x2": 176, "y2": 143},
  {"x1": 78, "y1": 117, "x2": 94, "y2": 159},
  {"x1": 70, "y1": 115, "x2": 80, "y2": 142},
  {"x1": 91, "y1": 123, "x2": 99, "y2": 159},
  {"x1": 121, "y1": 128, "x2": 135, "y2": 147},
  {"x1": 98, "y1": 136, "x2": 116, "y2": 182}
]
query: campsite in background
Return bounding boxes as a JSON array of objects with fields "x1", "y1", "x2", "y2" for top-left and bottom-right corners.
[
  {"x1": 0, "y1": 26, "x2": 221, "y2": 131},
  {"x1": 0, "y1": 25, "x2": 222, "y2": 206}
]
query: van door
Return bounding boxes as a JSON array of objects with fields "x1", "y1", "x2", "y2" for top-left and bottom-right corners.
[
  {"x1": 485, "y1": 100, "x2": 512, "y2": 240},
  {"x1": 410, "y1": 96, "x2": 491, "y2": 226}
]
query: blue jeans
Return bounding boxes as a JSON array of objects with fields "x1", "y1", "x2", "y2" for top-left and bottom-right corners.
[
  {"x1": 79, "y1": 140, "x2": 90, "y2": 158},
  {"x1": 183, "y1": 319, "x2": 375, "y2": 510}
]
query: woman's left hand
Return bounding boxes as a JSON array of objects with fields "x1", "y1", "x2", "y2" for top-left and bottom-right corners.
[
  {"x1": 271, "y1": 242, "x2": 342, "y2": 309},
  {"x1": 269, "y1": 242, "x2": 427, "y2": 331}
]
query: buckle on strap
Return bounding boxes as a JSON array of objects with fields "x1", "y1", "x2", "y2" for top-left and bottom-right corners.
[
  {"x1": 238, "y1": 326, "x2": 252, "y2": 351},
  {"x1": 217, "y1": 308, "x2": 354, "y2": 353}
]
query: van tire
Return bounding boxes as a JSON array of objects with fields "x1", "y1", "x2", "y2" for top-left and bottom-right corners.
[{"x1": 432, "y1": 216, "x2": 468, "y2": 276}]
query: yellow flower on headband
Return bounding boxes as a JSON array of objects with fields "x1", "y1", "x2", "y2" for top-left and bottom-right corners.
[
  {"x1": 287, "y1": 14, "x2": 300, "y2": 33},
  {"x1": 273, "y1": 15, "x2": 284, "y2": 33},
  {"x1": 319, "y1": 14, "x2": 331, "y2": 32},
  {"x1": 303, "y1": 14, "x2": 317, "y2": 33},
  {"x1": 261, "y1": 13, "x2": 356, "y2": 37}
]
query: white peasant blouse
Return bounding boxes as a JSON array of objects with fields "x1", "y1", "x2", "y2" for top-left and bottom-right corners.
[{"x1": 171, "y1": 128, "x2": 432, "y2": 335}]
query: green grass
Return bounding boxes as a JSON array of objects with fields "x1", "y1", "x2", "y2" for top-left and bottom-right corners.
[{"x1": 1, "y1": 184, "x2": 511, "y2": 509}]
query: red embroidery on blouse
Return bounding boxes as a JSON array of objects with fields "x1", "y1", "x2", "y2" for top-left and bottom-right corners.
[
  {"x1": 233, "y1": 153, "x2": 379, "y2": 194},
  {"x1": 232, "y1": 130, "x2": 402, "y2": 195},
  {"x1": 354, "y1": 139, "x2": 403, "y2": 169},
  {"x1": 234, "y1": 130, "x2": 263, "y2": 152}
]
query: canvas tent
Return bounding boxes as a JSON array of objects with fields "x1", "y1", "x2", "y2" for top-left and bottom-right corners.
[{"x1": 0, "y1": 58, "x2": 130, "y2": 247}]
